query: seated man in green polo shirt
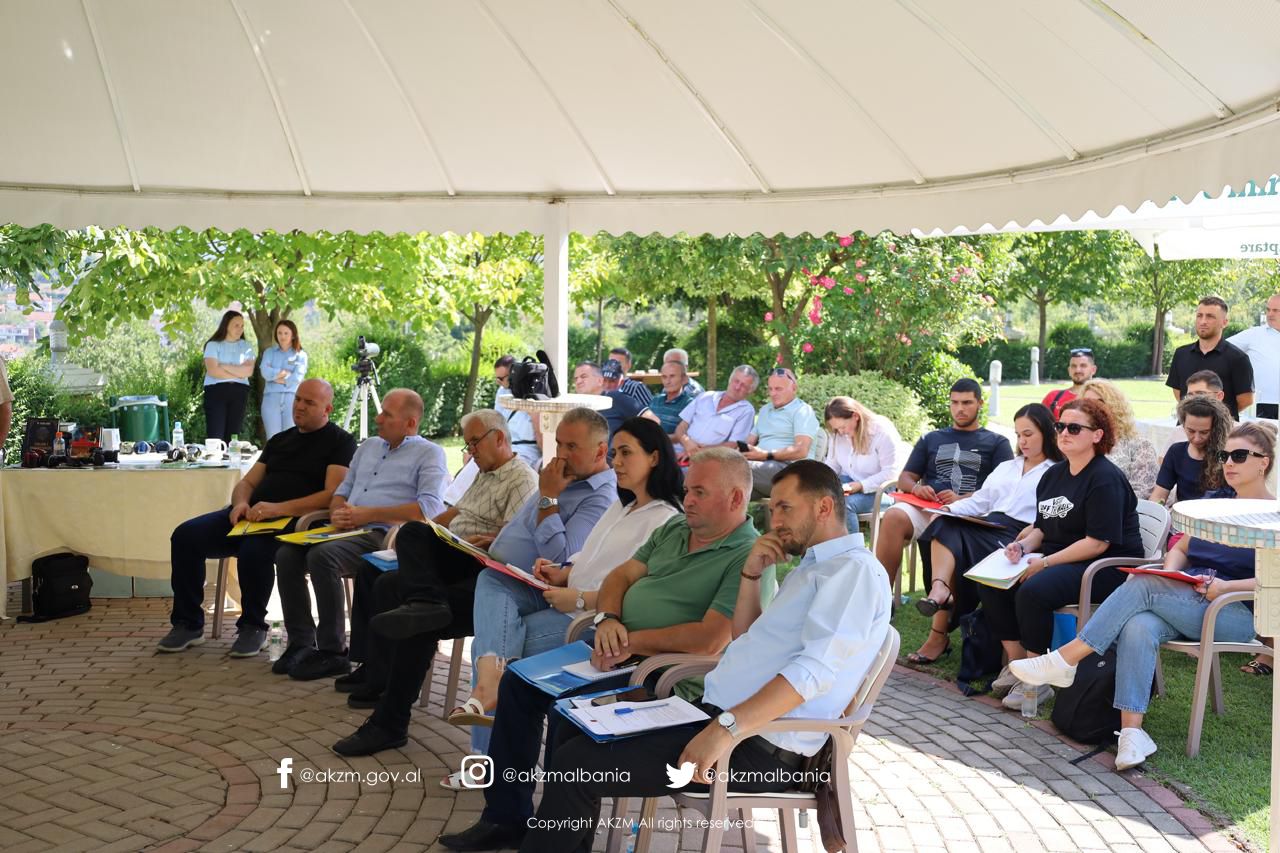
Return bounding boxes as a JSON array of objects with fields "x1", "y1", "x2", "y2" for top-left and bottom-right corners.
[
  {"x1": 742, "y1": 366, "x2": 821, "y2": 498},
  {"x1": 440, "y1": 446, "x2": 764, "y2": 852}
]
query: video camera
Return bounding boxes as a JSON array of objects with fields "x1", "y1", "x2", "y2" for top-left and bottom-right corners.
[{"x1": 353, "y1": 335, "x2": 381, "y2": 382}]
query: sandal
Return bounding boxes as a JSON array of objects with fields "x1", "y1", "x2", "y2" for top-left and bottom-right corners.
[
  {"x1": 440, "y1": 769, "x2": 467, "y2": 791},
  {"x1": 906, "y1": 628, "x2": 952, "y2": 665},
  {"x1": 447, "y1": 696, "x2": 495, "y2": 728},
  {"x1": 1241, "y1": 658, "x2": 1274, "y2": 676},
  {"x1": 914, "y1": 579, "x2": 954, "y2": 618}
]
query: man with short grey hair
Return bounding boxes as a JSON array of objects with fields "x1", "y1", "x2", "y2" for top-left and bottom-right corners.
[
  {"x1": 664, "y1": 347, "x2": 704, "y2": 396},
  {"x1": 671, "y1": 365, "x2": 758, "y2": 462}
]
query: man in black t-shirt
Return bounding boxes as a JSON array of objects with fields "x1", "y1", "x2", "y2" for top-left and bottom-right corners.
[
  {"x1": 159, "y1": 379, "x2": 357, "y2": 657},
  {"x1": 874, "y1": 378, "x2": 1013, "y2": 592},
  {"x1": 1166, "y1": 296, "x2": 1254, "y2": 418}
]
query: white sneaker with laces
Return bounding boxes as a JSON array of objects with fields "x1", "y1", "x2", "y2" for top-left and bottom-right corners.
[
  {"x1": 1114, "y1": 727, "x2": 1157, "y2": 771},
  {"x1": 991, "y1": 664, "x2": 1018, "y2": 697},
  {"x1": 1000, "y1": 681, "x2": 1052, "y2": 710},
  {"x1": 1009, "y1": 650, "x2": 1078, "y2": 688}
]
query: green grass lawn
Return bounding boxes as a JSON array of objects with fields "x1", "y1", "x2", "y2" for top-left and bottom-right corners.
[
  {"x1": 439, "y1": 434, "x2": 466, "y2": 475},
  {"x1": 987, "y1": 378, "x2": 1176, "y2": 427},
  {"x1": 890, "y1": 560, "x2": 1271, "y2": 850}
]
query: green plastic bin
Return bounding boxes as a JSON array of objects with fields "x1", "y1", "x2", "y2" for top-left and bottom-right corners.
[{"x1": 109, "y1": 395, "x2": 170, "y2": 443}]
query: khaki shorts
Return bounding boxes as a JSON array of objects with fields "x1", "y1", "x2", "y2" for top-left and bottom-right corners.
[{"x1": 884, "y1": 502, "x2": 930, "y2": 539}]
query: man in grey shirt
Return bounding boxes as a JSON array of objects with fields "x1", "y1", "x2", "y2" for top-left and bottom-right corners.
[{"x1": 274, "y1": 388, "x2": 448, "y2": 681}]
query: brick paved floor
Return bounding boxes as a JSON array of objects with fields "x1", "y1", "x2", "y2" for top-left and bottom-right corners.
[{"x1": 0, "y1": 595, "x2": 1243, "y2": 852}]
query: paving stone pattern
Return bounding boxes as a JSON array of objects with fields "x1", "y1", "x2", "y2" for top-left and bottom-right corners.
[{"x1": 0, "y1": 595, "x2": 1240, "y2": 852}]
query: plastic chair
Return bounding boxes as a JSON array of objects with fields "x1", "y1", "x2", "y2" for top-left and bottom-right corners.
[
  {"x1": 1152, "y1": 588, "x2": 1264, "y2": 756},
  {"x1": 1055, "y1": 499, "x2": 1171, "y2": 631},
  {"x1": 618, "y1": 627, "x2": 901, "y2": 853}
]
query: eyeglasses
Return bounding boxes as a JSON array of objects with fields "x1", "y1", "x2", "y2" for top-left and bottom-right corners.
[
  {"x1": 1054, "y1": 421, "x2": 1097, "y2": 435},
  {"x1": 1069, "y1": 348, "x2": 1094, "y2": 357},
  {"x1": 463, "y1": 427, "x2": 498, "y2": 451},
  {"x1": 1216, "y1": 448, "x2": 1270, "y2": 464}
]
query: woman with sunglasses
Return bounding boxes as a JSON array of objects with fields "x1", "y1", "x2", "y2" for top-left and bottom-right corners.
[
  {"x1": 976, "y1": 398, "x2": 1145, "y2": 710},
  {"x1": 442, "y1": 417, "x2": 683, "y2": 780},
  {"x1": 1012, "y1": 421, "x2": 1275, "y2": 770},
  {"x1": 907, "y1": 404, "x2": 1062, "y2": 666}
]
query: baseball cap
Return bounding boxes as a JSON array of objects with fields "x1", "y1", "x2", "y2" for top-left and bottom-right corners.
[{"x1": 602, "y1": 358, "x2": 624, "y2": 380}]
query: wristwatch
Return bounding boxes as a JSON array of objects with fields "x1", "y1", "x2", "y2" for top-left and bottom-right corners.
[
  {"x1": 592, "y1": 611, "x2": 620, "y2": 626},
  {"x1": 766, "y1": 451, "x2": 775, "y2": 461},
  {"x1": 716, "y1": 711, "x2": 739, "y2": 736},
  {"x1": 537, "y1": 495, "x2": 559, "y2": 510},
  {"x1": 574, "y1": 590, "x2": 586, "y2": 610}
]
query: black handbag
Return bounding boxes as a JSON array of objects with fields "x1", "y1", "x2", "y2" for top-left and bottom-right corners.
[
  {"x1": 18, "y1": 552, "x2": 92, "y2": 623},
  {"x1": 510, "y1": 350, "x2": 560, "y2": 400}
]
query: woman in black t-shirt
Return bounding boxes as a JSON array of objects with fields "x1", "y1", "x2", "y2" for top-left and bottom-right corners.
[{"x1": 977, "y1": 398, "x2": 1144, "y2": 709}]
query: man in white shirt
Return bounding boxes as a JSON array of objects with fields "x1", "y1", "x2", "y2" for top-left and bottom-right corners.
[
  {"x1": 671, "y1": 365, "x2": 759, "y2": 462},
  {"x1": 1228, "y1": 294, "x2": 1280, "y2": 419},
  {"x1": 511, "y1": 460, "x2": 892, "y2": 852}
]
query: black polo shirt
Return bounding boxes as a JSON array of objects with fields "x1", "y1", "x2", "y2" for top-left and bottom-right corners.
[
  {"x1": 250, "y1": 422, "x2": 357, "y2": 504},
  {"x1": 1165, "y1": 337, "x2": 1253, "y2": 418}
]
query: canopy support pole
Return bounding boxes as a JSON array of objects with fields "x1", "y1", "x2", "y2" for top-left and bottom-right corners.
[{"x1": 543, "y1": 202, "x2": 570, "y2": 391}]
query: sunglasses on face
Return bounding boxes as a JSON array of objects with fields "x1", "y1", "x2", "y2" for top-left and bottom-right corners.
[
  {"x1": 1069, "y1": 348, "x2": 1093, "y2": 357},
  {"x1": 1217, "y1": 449, "x2": 1270, "y2": 463},
  {"x1": 1054, "y1": 421, "x2": 1096, "y2": 435}
]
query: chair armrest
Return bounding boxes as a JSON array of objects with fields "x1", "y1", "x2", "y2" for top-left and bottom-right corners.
[
  {"x1": 749, "y1": 709, "x2": 872, "y2": 735},
  {"x1": 866, "y1": 479, "x2": 897, "y2": 547},
  {"x1": 296, "y1": 510, "x2": 331, "y2": 531},
  {"x1": 1195, "y1": 589, "x2": 1257, "y2": 654},
  {"x1": 565, "y1": 610, "x2": 597, "y2": 643},
  {"x1": 630, "y1": 653, "x2": 721, "y2": 692},
  {"x1": 382, "y1": 523, "x2": 402, "y2": 549},
  {"x1": 1077, "y1": 557, "x2": 1145, "y2": 627}
]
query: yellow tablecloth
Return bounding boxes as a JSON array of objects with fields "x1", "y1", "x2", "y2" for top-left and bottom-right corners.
[{"x1": 0, "y1": 463, "x2": 243, "y2": 617}]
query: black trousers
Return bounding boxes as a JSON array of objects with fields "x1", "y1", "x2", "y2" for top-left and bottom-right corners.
[
  {"x1": 204, "y1": 382, "x2": 250, "y2": 442},
  {"x1": 349, "y1": 563, "x2": 402, "y2": 692},
  {"x1": 368, "y1": 521, "x2": 480, "y2": 734},
  {"x1": 519, "y1": 713, "x2": 801, "y2": 853},
  {"x1": 976, "y1": 560, "x2": 1125, "y2": 653}
]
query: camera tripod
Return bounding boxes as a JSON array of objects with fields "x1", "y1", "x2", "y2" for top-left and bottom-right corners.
[{"x1": 342, "y1": 363, "x2": 382, "y2": 441}]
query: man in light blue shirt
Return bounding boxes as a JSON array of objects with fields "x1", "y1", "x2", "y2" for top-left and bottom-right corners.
[
  {"x1": 494, "y1": 354, "x2": 542, "y2": 468},
  {"x1": 514, "y1": 460, "x2": 892, "y2": 852},
  {"x1": 743, "y1": 367, "x2": 821, "y2": 497},
  {"x1": 274, "y1": 388, "x2": 448, "y2": 681},
  {"x1": 672, "y1": 365, "x2": 759, "y2": 461}
]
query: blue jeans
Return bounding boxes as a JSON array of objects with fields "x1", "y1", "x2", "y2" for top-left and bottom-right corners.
[
  {"x1": 1077, "y1": 575, "x2": 1256, "y2": 713},
  {"x1": 839, "y1": 476, "x2": 892, "y2": 533},
  {"x1": 261, "y1": 392, "x2": 296, "y2": 440},
  {"x1": 470, "y1": 570, "x2": 577, "y2": 752}
]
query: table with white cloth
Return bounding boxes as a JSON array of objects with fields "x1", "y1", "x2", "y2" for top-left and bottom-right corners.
[{"x1": 0, "y1": 458, "x2": 251, "y2": 618}]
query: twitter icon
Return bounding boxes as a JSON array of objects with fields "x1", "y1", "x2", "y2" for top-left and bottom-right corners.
[{"x1": 666, "y1": 761, "x2": 696, "y2": 788}]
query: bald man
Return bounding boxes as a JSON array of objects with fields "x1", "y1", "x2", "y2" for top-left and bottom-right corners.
[
  {"x1": 273, "y1": 388, "x2": 450, "y2": 680},
  {"x1": 159, "y1": 379, "x2": 358, "y2": 658},
  {"x1": 1228, "y1": 294, "x2": 1280, "y2": 419}
]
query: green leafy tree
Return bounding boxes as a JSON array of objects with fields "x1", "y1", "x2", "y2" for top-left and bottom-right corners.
[
  {"x1": 569, "y1": 234, "x2": 627, "y2": 364},
  {"x1": 1118, "y1": 247, "x2": 1230, "y2": 373},
  {"x1": 999, "y1": 231, "x2": 1132, "y2": 353},
  {"x1": 425, "y1": 232, "x2": 543, "y2": 416}
]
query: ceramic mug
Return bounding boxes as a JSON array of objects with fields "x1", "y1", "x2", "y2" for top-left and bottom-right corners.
[{"x1": 204, "y1": 438, "x2": 227, "y2": 455}]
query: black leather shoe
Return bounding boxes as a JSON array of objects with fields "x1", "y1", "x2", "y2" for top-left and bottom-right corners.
[
  {"x1": 271, "y1": 644, "x2": 314, "y2": 676},
  {"x1": 332, "y1": 720, "x2": 408, "y2": 757},
  {"x1": 334, "y1": 664, "x2": 367, "y2": 693},
  {"x1": 371, "y1": 601, "x2": 453, "y2": 640},
  {"x1": 440, "y1": 820, "x2": 527, "y2": 851},
  {"x1": 347, "y1": 687, "x2": 383, "y2": 709},
  {"x1": 289, "y1": 650, "x2": 351, "y2": 681}
]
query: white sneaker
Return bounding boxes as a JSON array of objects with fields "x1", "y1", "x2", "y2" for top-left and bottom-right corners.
[
  {"x1": 991, "y1": 664, "x2": 1018, "y2": 697},
  {"x1": 1000, "y1": 681, "x2": 1052, "y2": 710},
  {"x1": 1009, "y1": 650, "x2": 1078, "y2": 688},
  {"x1": 1114, "y1": 727, "x2": 1158, "y2": 771}
]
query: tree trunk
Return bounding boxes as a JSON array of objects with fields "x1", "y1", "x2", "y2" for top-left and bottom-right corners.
[
  {"x1": 462, "y1": 305, "x2": 491, "y2": 420},
  {"x1": 1151, "y1": 305, "x2": 1167, "y2": 376},
  {"x1": 706, "y1": 296, "x2": 718, "y2": 390},
  {"x1": 595, "y1": 295, "x2": 604, "y2": 364},
  {"x1": 1036, "y1": 294, "x2": 1049, "y2": 357}
]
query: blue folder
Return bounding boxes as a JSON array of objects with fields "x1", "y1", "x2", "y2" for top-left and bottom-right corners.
[
  {"x1": 507, "y1": 641, "x2": 639, "y2": 697},
  {"x1": 552, "y1": 684, "x2": 653, "y2": 743}
]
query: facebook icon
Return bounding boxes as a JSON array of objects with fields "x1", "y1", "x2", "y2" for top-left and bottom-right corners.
[{"x1": 276, "y1": 757, "x2": 293, "y2": 789}]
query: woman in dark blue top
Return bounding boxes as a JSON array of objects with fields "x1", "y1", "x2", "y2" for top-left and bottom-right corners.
[
  {"x1": 1150, "y1": 394, "x2": 1232, "y2": 505},
  {"x1": 1012, "y1": 421, "x2": 1275, "y2": 772}
]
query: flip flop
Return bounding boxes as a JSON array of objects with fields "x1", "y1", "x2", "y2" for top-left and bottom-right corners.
[
  {"x1": 447, "y1": 696, "x2": 495, "y2": 728},
  {"x1": 1241, "y1": 658, "x2": 1274, "y2": 676}
]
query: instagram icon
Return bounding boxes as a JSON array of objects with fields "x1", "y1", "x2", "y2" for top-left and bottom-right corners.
[{"x1": 460, "y1": 755, "x2": 494, "y2": 788}]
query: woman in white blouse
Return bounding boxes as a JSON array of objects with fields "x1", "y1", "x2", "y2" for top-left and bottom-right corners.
[
  {"x1": 823, "y1": 397, "x2": 904, "y2": 529},
  {"x1": 455, "y1": 418, "x2": 683, "y2": 729},
  {"x1": 907, "y1": 404, "x2": 1061, "y2": 665}
]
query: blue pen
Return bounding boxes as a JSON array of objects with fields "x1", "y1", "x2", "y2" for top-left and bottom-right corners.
[{"x1": 613, "y1": 707, "x2": 637, "y2": 715}]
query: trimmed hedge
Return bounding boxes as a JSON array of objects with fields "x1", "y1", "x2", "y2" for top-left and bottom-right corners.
[
  {"x1": 797, "y1": 372, "x2": 931, "y2": 443},
  {"x1": 958, "y1": 322, "x2": 1188, "y2": 381},
  {"x1": 905, "y1": 351, "x2": 983, "y2": 430}
]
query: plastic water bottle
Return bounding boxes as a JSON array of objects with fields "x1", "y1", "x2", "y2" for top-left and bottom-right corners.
[
  {"x1": 1021, "y1": 684, "x2": 1038, "y2": 719},
  {"x1": 171, "y1": 421, "x2": 184, "y2": 448},
  {"x1": 52, "y1": 431, "x2": 66, "y2": 458},
  {"x1": 268, "y1": 621, "x2": 284, "y2": 662},
  {"x1": 624, "y1": 821, "x2": 638, "y2": 853}
]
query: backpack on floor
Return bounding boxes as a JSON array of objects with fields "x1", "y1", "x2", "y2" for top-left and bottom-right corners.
[
  {"x1": 1050, "y1": 649, "x2": 1121, "y2": 745},
  {"x1": 955, "y1": 608, "x2": 1003, "y2": 695},
  {"x1": 18, "y1": 552, "x2": 92, "y2": 623}
]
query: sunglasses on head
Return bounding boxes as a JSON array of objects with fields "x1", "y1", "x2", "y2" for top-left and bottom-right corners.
[
  {"x1": 1216, "y1": 448, "x2": 1269, "y2": 463},
  {"x1": 1054, "y1": 421, "x2": 1096, "y2": 435},
  {"x1": 771, "y1": 368, "x2": 796, "y2": 381},
  {"x1": 1070, "y1": 348, "x2": 1093, "y2": 357}
]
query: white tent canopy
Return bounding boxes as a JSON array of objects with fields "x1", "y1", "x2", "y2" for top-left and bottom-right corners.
[{"x1": 2, "y1": 0, "x2": 1280, "y2": 238}]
